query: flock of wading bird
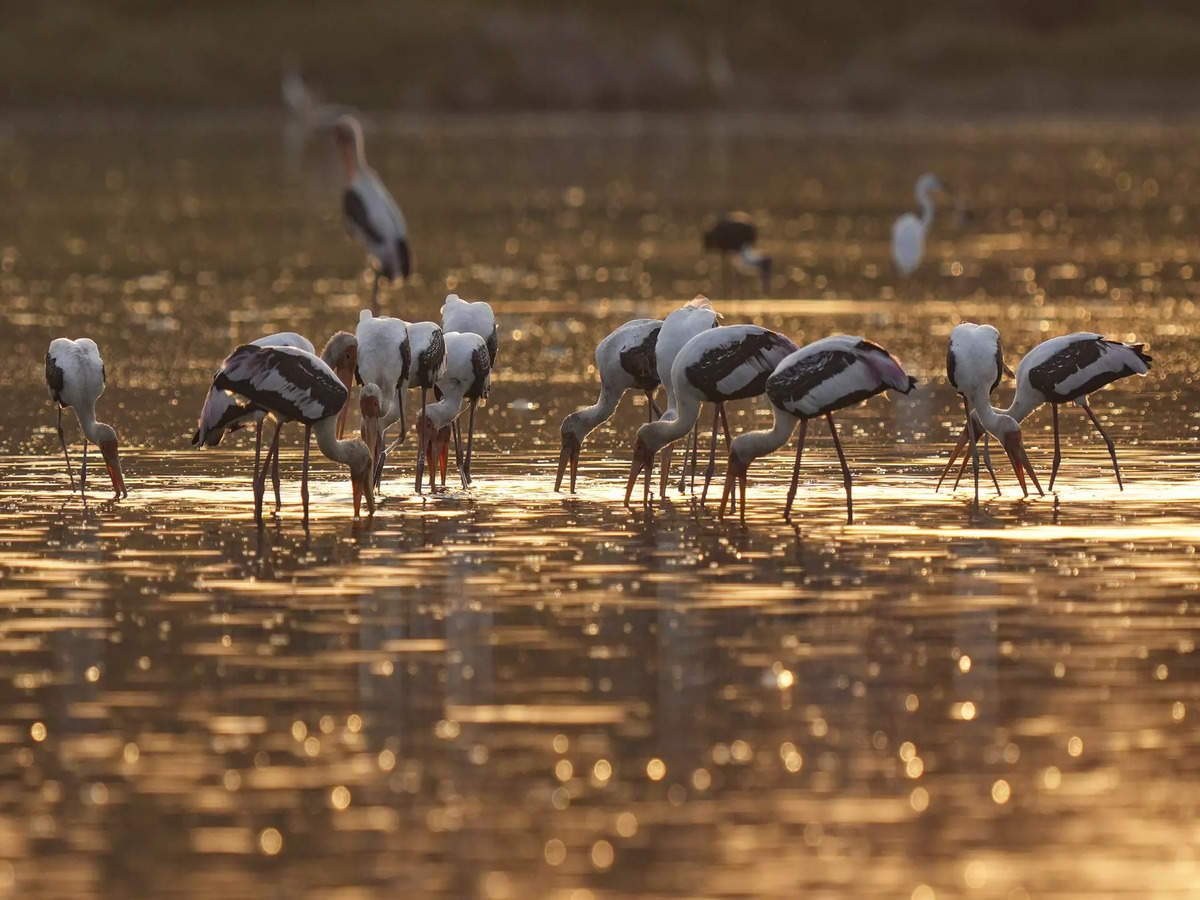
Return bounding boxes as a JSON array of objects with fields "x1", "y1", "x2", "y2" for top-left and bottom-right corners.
[{"x1": 41, "y1": 113, "x2": 1154, "y2": 526}]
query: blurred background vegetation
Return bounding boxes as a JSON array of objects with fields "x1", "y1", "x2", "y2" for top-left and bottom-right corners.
[{"x1": 2, "y1": 1, "x2": 1199, "y2": 113}]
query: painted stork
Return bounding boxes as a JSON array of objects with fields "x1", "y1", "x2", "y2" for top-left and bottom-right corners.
[
  {"x1": 45, "y1": 338, "x2": 127, "y2": 499},
  {"x1": 703, "y1": 213, "x2": 771, "y2": 296},
  {"x1": 892, "y1": 173, "x2": 946, "y2": 276},
  {"x1": 937, "y1": 322, "x2": 1012, "y2": 502},
  {"x1": 943, "y1": 333, "x2": 1152, "y2": 492},
  {"x1": 719, "y1": 336, "x2": 917, "y2": 523},
  {"x1": 555, "y1": 317, "x2": 662, "y2": 493},
  {"x1": 654, "y1": 295, "x2": 720, "y2": 496},
  {"x1": 625, "y1": 324, "x2": 798, "y2": 509},
  {"x1": 415, "y1": 332, "x2": 491, "y2": 492},
  {"x1": 193, "y1": 332, "x2": 356, "y2": 513},
  {"x1": 213, "y1": 344, "x2": 374, "y2": 525},
  {"x1": 355, "y1": 309, "x2": 410, "y2": 489},
  {"x1": 938, "y1": 323, "x2": 1043, "y2": 501},
  {"x1": 441, "y1": 293, "x2": 497, "y2": 480},
  {"x1": 334, "y1": 115, "x2": 410, "y2": 313}
]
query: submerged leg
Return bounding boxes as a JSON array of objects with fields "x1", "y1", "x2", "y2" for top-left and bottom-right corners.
[
  {"x1": 718, "y1": 403, "x2": 735, "y2": 513},
  {"x1": 301, "y1": 424, "x2": 311, "y2": 527},
  {"x1": 81, "y1": 439, "x2": 88, "y2": 493},
  {"x1": 964, "y1": 398, "x2": 981, "y2": 506},
  {"x1": 936, "y1": 422, "x2": 970, "y2": 493},
  {"x1": 271, "y1": 422, "x2": 283, "y2": 513},
  {"x1": 827, "y1": 413, "x2": 854, "y2": 524},
  {"x1": 700, "y1": 403, "x2": 722, "y2": 506},
  {"x1": 453, "y1": 422, "x2": 468, "y2": 489},
  {"x1": 464, "y1": 400, "x2": 478, "y2": 480},
  {"x1": 1049, "y1": 403, "x2": 1063, "y2": 491},
  {"x1": 56, "y1": 407, "x2": 78, "y2": 494},
  {"x1": 982, "y1": 433, "x2": 1001, "y2": 495},
  {"x1": 681, "y1": 418, "x2": 700, "y2": 494},
  {"x1": 1081, "y1": 398, "x2": 1124, "y2": 490},
  {"x1": 415, "y1": 387, "x2": 427, "y2": 493},
  {"x1": 255, "y1": 425, "x2": 282, "y2": 525},
  {"x1": 784, "y1": 419, "x2": 809, "y2": 522}
]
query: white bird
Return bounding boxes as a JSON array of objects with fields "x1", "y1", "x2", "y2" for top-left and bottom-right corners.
[
  {"x1": 720, "y1": 336, "x2": 917, "y2": 523},
  {"x1": 936, "y1": 322, "x2": 1014, "y2": 502},
  {"x1": 939, "y1": 323, "x2": 1042, "y2": 502},
  {"x1": 441, "y1": 293, "x2": 497, "y2": 480},
  {"x1": 892, "y1": 173, "x2": 946, "y2": 276},
  {"x1": 415, "y1": 332, "x2": 492, "y2": 492},
  {"x1": 282, "y1": 66, "x2": 353, "y2": 129},
  {"x1": 654, "y1": 295, "x2": 720, "y2": 496},
  {"x1": 193, "y1": 332, "x2": 357, "y2": 513},
  {"x1": 626, "y1": 324, "x2": 798, "y2": 509},
  {"x1": 355, "y1": 309, "x2": 411, "y2": 489},
  {"x1": 943, "y1": 332, "x2": 1152, "y2": 493},
  {"x1": 335, "y1": 115, "x2": 410, "y2": 312},
  {"x1": 555, "y1": 317, "x2": 662, "y2": 493},
  {"x1": 212, "y1": 344, "x2": 375, "y2": 525},
  {"x1": 45, "y1": 338, "x2": 127, "y2": 499}
]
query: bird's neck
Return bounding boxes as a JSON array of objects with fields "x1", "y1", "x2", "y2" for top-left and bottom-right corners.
[
  {"x1": 75, "y1": 402, "x2": 104, "y2": 443},
  {"x1": 425, "y1": 387, "x2": 467, "y2": 431},
  {"x1": 575, "y1": 380, "x2": 625, "y2": 438},
  {"x1": 965, "y1": 384, "x2": 1008, "y2": 434},
  {"x1": 1002, "y1": 388, "x2": 1037, "y2": 424},
  {"x1": 640, "y1": 388, "x2": 701, "y2": 453},
  {"x1": 732, "y1": 406, "x2": 798, "y2": 464},
  {"x1": 314, "y1": 417, "x2": 359, "y2": 464},
  {"x1": 918, "y1": 190, "x2": 936, "y2": 228}
]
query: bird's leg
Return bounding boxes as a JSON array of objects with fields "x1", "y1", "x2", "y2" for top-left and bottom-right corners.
[
  {"x1": 464, "y1": 400, "x2": 477, "y2": 481},
  {"x1": 80, "y1": 438, "x2": 88, "y2": 493},
  {"x1": 56, "y1": 408, "x2": 78, "y2": 494},
  {"x1": 700, "y1": 404, "x2": 722, "y2": 506},
  {"x1": 685, "y1": 418, "x2": 700, "y2": 494},
  {"x1": 440, "y1": 426, "x2": 450, "y2": 487},
  {"x1": 658, "y1": 444, "x2": 673, "y2": 498},
  {"x1": 982, "y1": 432, "x2": 1001, "y2": 495},
  {"x1": 253, "y1": 419, "x2": 263, "y2": 484},
  {"x1": 1081, "y1": 398, "x2": 1124, "y2": 490},
  {"x1": 784, "y1": 419, "x2": 809, "y2": 522},
  {"x1": 718, "y1": 403, "x2": 734, "y2": 512},
  {"x1": 370, "y1": 270, "x2": 381, "y2": 315},
  {"x1": 415, "y1": 389, "x2": 427, "y2": 494},
  {"x1": 827, "y1": 413, "x2": 854, "y2": 524},
  {"x1": 964, "y1": 398, "x2": 981, "y2": 507},
  {"x1": 453, "y1": 422, "x2": 468, "y2": 490},
  {"x1": 271, "y1": 422, "x2": 283, "y2": 514},
  {"x1": 1049, "y1": 403, "x2": 1063, "y2": 491},
  {"x1": 255, "y1": 425, "x2": 282, "y2": 526},
  {"x1": 301, "y1": 424, "x2": 311, "y2": 528}
]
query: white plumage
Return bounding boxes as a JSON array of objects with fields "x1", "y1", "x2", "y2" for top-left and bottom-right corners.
[
  {"x1": 441, "y1": 293, "x2": 497, "y2": 479},
  {"x1": 45, "y1": 337, "x2": 126, "y2": 499},
  {"x1": 555, "y1": 317, "x2": 662, "y2": 492},
  {"x1": 892, "y1": 173, "x2": 944, "y2": 276},
  {"x1": 416, "y1": 332, "x2": 492, "y2": 491},
  {"x1": 355, "y1": 309, "x2": 410, "y2": 486},
  {"x1": 721, "y1": 335, "x2": 916, "y2": 522},
  {"x1": 627, "y1": 324, "x2": 798, "y2": 509}
]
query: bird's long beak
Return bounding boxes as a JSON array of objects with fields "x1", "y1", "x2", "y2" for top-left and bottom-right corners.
[
  {"x1": 100, "y1": 440, "x2": 127, "y2": 499},
  {"x1": 624, "y1": 439, "x2": 654, "y2": 507},
  {"x1": 936, "y1": 425, "x2": 971, "y2": 492},
  {"x1": 555, "y1": 434, "x2": 580, "y2": 493},
  {"x1": 335, "y1": 360, "x2": 356, "y2": 439},
  {"x1": 1001, "y1": 431, "x2": 1043, "y2": 498}
]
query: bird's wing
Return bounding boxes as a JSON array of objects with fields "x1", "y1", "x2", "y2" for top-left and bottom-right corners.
[
  {"x1": 343, "y1": 187, "x2": 384, "y2": 245},
  {"x1": 767, "y1": 349, "x2": 860, "y2": 415},
  {"x1": 690, "y1": 330, "x2": 798, "y2": 401},
  {"x1": 470, "y1": 341, "x2": 492, "y2": 398},
  {"x1": 214, "y1": 345, "x2": 346, "y2": 424},
  {"x1": 45, "y1": 350, "x2": 65, "y2": 404},
  {"x1": 618, "y1": 325, "x2": 661, "y2": 390}
]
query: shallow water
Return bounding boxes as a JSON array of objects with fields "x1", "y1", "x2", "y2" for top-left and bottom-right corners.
[{"x1": 0, "y1": 115, "x2": 1197, "y2": 898}]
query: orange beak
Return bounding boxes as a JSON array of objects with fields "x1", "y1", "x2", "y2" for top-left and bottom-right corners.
[
  {"x1": 719, "y1": 452, "x2": 748, "y2": 521},
  {"x1": 555, "y1": 433, "x2": 581, "y2": 493},
  {"x1": 624, "y1": 439, "x2": 655, "y2": 507},
  {"x1": 1001, "y1": 431, "x2": 1044, "y2": 498},
  {"x1": 100, "y1": 440, "x2": 127, "y2": 499}
]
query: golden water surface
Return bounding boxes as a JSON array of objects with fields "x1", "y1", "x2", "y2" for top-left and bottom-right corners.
[{"x1": 0, "y1": 115, "x2": 1197, "y2": 898}]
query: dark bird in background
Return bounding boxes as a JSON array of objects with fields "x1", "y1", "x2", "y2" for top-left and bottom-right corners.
[{"x1": 703, "y1": 213, "x2": 771, "y2": 297}]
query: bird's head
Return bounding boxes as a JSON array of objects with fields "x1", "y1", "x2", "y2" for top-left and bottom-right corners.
[
  {"x1": 359, "y1": 383, "x2": 385, "y2": 460},
  {"x1": 417, "y1": 412, "x2": 454, "y2": 488},
  {"x1": 917, "y1": 172, "x2": 949, "y2": 201},
  {"x1": 346, "y1": 439, "x2": 375, "y2": 518},
  {"x1": 96, "y1": 424, "x2": 127, "y2": 499},
  {"x1": 623, "y1": 434, "x2": 658, "y2": 506},
  {"x1": 991, "y1": 415, "x2": 1043, "y2": 498},
  {"x1": 332, "y1": 115, "x2": 364, "y2": 175},
  {"x1": 321, "y1": 331, "x2": 358, "y2": 388},
  {"x1": 554, "y1": 419, "x2": 584, "y2": 493}
]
